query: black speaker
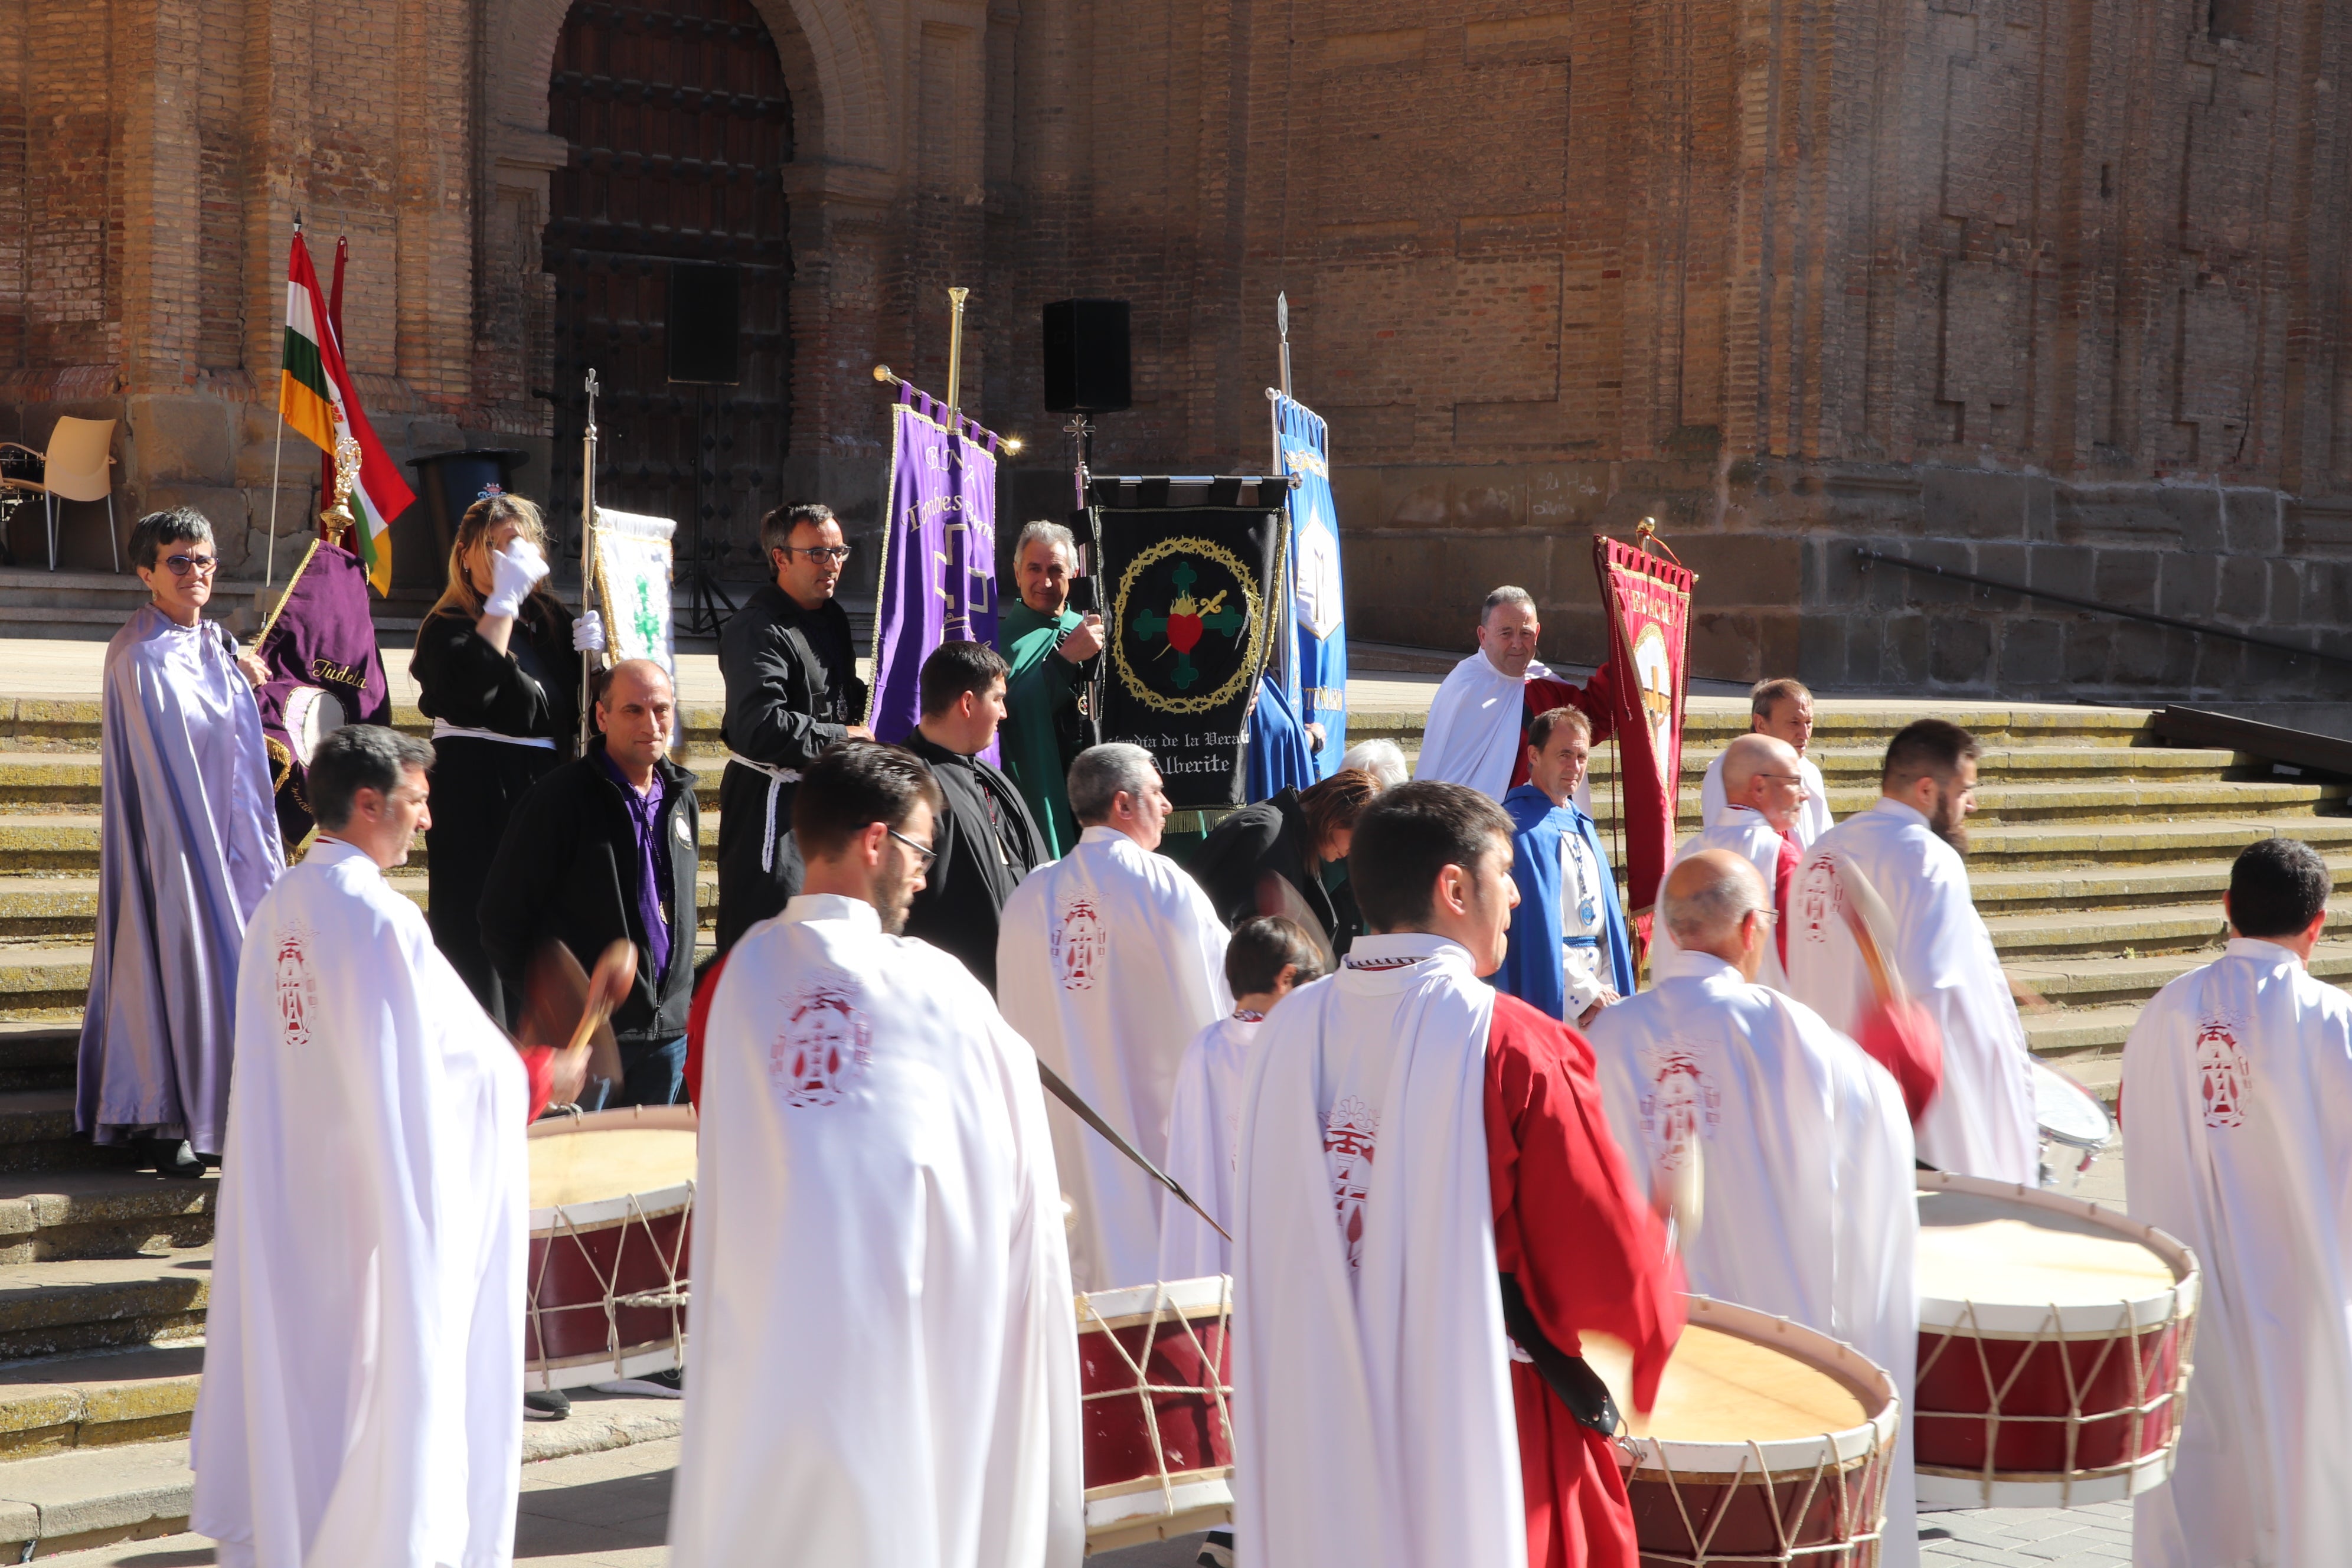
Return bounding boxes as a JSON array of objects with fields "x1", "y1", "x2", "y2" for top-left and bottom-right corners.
[
  {"x1": 668, "y1": 263, "x2": 741, "y2": 386},
  {"x1": 1043, "y1": 299, "x2": 1132, "y2": 413}
]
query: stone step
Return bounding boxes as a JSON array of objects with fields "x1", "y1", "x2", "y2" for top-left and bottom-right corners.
[
  {"x1": 0, "y1": 1089, "x2": 147, "y2": 1175},
  {"x1": 0, "y1": 1421, "x2": 195, "y2": 1558},
  {"x1": 0, "y1": 1252, "x2": 208, "y2": 1363},
  {"x1": 0, "y1": 1342, "x2": 203, "y2": 1459},
  {"x1": 1928, "y1": 816, "x2": 2352, "y2": 871},
  {"x1": 2007, "y1": 937, "x2": 2352, "y2": 1008},
  {"x1": 0, "y1": 959, "x2": 93, "y2": 1023},
  {"x1": 0, "y1": 1170, "x2": 217, "y2": 1266},
  {"x1": 1969, "y1": 853, "x2": 2352, "y2": 912},
  {"x1": 1652, "y1": 743, "x2": 2240, "y2": 785},
  {"x1": 0, "y1": 756, "x2": 100, "y2": 808},
  {"x1": 1981, "y1": 905, "x2": 2352, "y2": 962},
  {"x1": 2023, "y1": 1004, "x2": 2147, "y2": 1063},
  {"x1": 0, "y1": 1027, "x2": 76, "y2": 1094}
]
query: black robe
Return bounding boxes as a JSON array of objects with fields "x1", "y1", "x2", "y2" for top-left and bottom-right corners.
[{"x1": 901, "y1": 730, "x2": 1049, "y2": 994}]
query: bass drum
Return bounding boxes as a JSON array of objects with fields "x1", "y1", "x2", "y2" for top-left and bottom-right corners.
[
  {"x1": 279, "y1": 684, "x2": 346, "y2": 767},
  {"x1": 525, "y1": 1105, "x2": 698, "y2": 1391}
]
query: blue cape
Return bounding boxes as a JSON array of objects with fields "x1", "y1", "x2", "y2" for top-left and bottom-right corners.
[
  {"x1": 1495, "y1": 782, "x2": 1635, "y2": 1020},
  {"x1": 1244, "y1": 671, "x2": 1318, "y2": 802}
]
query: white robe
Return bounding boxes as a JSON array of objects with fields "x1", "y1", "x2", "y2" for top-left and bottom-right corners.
[
  {"x1": 997, "y1": 825, "x2": 1232, "y2": 1291},
  {"x1": 1646, "y1": 809, "x2": 1795, "y2": 994},
  {"x1": 1588, "y1": 949, "x2": 1919, "y2": 1568},
  {"x1": 1700, "y1": 749, "x2": 1833, "y2": 845},
  {"x1": 1231, "y1": 936, "x2": 1524, "y2": 1568},
  {"x1": 2123, "y1": 936, "x2": 2352, "y2": 1568},
  {"x1": 671, "y1": 894, "x2": 1081, "y2": 1568},
  {"x1": 1414, "y1": 650, "x2": 1591, "y2": 812},
  {"x1": 1784, "y1": 798, "x2": 2038, "y2": 1183},
  {"x1": 1157, "y1": 1010, "x2": 1262, "y2": 1282},
  {"x1": 190, "y1": 839, "x2": 527, "y2": 1568}
]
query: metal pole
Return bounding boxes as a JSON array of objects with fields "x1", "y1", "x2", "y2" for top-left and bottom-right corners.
[
  {"x1": 578, "y1": 368, "x2": 599, "y2": 751},
  {"x1": 945, "y1": 286, "x2": 971, "y2": 413},
  {"x1": 264, "y1": 417, "x2": 285, "y2": 587},
  {"x1": 1276, "y1": 290, "x2": 1292, "y2": 398}
]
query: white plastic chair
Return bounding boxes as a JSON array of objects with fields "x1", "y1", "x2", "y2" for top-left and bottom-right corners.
[{"x1": 0, "y1": 417, "x2": 119, "y2": 571}]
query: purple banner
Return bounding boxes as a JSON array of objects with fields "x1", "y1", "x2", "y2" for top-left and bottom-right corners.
[{"x1": 867, "y1": 386, "x2": 1002, "y2": 760}]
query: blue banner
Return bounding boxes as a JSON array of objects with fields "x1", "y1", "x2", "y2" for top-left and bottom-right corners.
[
  {"x1": 1275, "y1": 394, "x2": 1348, "y2": 778},
  {"x1": 867, "y1": 386, "x2": 1001, "y2": 761}
]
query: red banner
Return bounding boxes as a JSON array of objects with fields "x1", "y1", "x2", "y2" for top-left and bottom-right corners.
[{"x1": 1592, "y1": 535, "x2": 1695, "y2": 938}]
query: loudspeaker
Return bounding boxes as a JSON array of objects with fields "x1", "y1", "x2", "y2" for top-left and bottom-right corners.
[
  {"x1": 1043, "y1": 299, "x2": 1132, "y2": 413},
  {"x1": 668, "y1": 263, "x2": 741, "y2": 386}
]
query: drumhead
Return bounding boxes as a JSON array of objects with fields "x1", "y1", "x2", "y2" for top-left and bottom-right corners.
[
  {"x1": 1587, "y1": 1295, "x2": 1898, "y2": 1476},
  {"x1": 280, "y1": 685, "x2": 345, "y2": 767},
  {"x1": 2032, "y1": 1059, "x2": 2113, "y2": 1150},
  {"x1": 528, "y1": 1115, "x2": 697, "y2": 1226},
  {"x1": 1077, "y1": 1275, "x2": 1231, "y2": 1333},
  {"x1": 1915, "y1": 1171, "x2": 2199, "y2": 1334}
]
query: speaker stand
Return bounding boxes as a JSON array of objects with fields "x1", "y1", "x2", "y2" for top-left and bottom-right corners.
[{"x1": 679, "y1": 384, "x2": 737, "y2": 637}]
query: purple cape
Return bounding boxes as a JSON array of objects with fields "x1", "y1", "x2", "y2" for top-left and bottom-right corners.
[
  {"x1": 253, "y1": 543, "x2": 391, "y2": 847},
  {"x1": 78, "y1": 605, "x2": 286, "y2": 1152}
]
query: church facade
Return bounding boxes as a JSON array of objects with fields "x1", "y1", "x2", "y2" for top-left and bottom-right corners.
[{"x1": 4, "y1": 0, "x2": 2350, "y2": 697}]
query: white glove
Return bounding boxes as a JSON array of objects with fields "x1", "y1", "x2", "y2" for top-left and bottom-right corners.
[
  {"x1": 572, "y1": 609, "x2": 606, "y2": 654},
  {"x1": 482, "y1": 538, "x2": 550, "y2": 619}
]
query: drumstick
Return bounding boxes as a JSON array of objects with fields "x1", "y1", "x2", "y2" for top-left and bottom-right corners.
[
  {"x1": 568, "y1": 939, "x2": 637, "y2": 1054},
  {"x1": 1654, "y1": 1138, "x2": 1702, "y2": 1255},
  {"x1": 1832, "y1": 855, "x2": 1907, "y2": 1011}
]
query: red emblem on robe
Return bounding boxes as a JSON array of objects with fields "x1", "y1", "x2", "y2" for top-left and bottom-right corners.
[
  {"x1": 2195, "y1": 1018, "x2": 2252, "y2": 1129},
  {"x1": 1322, "y1": 1095, "x2": 1379, "y2": 1272},
  {"x1": 772, "y1": 981, "x2": 873, "y2": 1108},
  {"x1": 1053, "y1": 894, "x2": 1106, "y2": 991}
]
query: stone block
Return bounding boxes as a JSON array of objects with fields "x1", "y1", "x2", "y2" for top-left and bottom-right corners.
[
  {"x1": 1757, "y1": 610, "x2": 1801, "y2": 677},
  {"x1": 1841, "y1": 617, "x2": 1883, "y2": 686},
  {"x1": 1796, "y1": 616, "x2": 1846, "y2": 688},
  {"x1": 2064, "y1": 620, "x2": 2115, "y2": 686},
  {"x1": 1971, "y1": 542, "x2": 2032, "y2": 609},
  {"x1": 1348, "y1": 532, "x2": 1557, "y2": 648},
  {"x1": 1687, "y1": 610, "x2": 1762, "y2": 682},
  {"x1": 2223, "y1": 488, "x2": 2282, "y2": 555},
  {"x1": 2090, "y1": 548, "x2": 2159, "y2": 613},
  {"x1": 1998, "y1": 619, "x2": 2066, "y2": 688},
  {"x1": 1884, "y1": 614, "x2": 1928, "y2": 686},
  {"x1": 2030, "y1": 543, "x2": 2096, "y2": 599},
  {"x1": 1887, "y1": 539, "x2": 1974, "y2": 607},
  {"x1": 1923, "y1": 466, "x2": 2029, "y2": 540},
  {"x1": 2268, "y1": 560, "x2": 2304, "y2": 623},
  {"x1": 1928, "y1": 614, "x2": 1994, "y2": 687},
  {"x1": 1667, "y1": 534, "x2": 1801, "y2": 606},
  {"x1": 2157, "y1": 553, "x2": 2215, "y2": 619},
  {"x1": 2213, "y1": 556, "x2": 2267, "y2": 623},
  {"x1": 122, "y1": 396, "x2": 234, "y2": 486},
  {"x1": 2021, "y1": 474, "x2": 2057, "y2": 541}
]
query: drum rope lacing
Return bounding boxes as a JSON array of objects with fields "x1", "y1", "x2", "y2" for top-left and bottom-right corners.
[
  {"x1": 1615, "y1": 1425, "x2": 1889, "y2": 1565},
  {"x1": 1915, "y1": 1291, "x2": 2197, "y2": 1509},
  {"x1": 526, "y1": 1181, "x2": 696, "y2": 1384},
  {"x1": 1076, "y1": 1278, "x2": 1235, "y2": 1518}
]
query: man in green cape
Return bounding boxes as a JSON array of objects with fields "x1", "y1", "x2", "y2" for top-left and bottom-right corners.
[{"x1": 995, "y1": 521, "x2": 1104, "y2": 856}]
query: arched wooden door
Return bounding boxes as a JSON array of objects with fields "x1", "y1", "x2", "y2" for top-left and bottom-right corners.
[{"x1": 543, "y1": 0, "x2": 792, "y2": 585}]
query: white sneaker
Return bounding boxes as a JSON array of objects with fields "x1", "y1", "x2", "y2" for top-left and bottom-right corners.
[{"x1": 590, "y1": 1367, "x2": 684, "y2": 1399}]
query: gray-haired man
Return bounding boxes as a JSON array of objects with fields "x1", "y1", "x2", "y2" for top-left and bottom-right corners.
[
  {"x1": 714, "y1": 502, "x2": 874, "y2": 953},
  {"x1": 995, "y1": 520, "x2": 1104, "y2": 856}
]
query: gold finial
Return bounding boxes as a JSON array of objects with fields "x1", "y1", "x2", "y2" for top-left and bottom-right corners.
[{"x1": 318, "y1": 426, "x2": 362, "y2": 546}]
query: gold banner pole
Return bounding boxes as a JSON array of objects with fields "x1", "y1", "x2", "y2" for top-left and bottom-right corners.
[{"x1": 944, "y1": 287, "x2": 970, "y2": 414}]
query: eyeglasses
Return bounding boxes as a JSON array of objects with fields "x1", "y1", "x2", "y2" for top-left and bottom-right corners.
[
  {"x1": 1753, "y1": 772, "x2": 1807, "y2": 785},
  {"x1": 162, "y1": 554, "x2": 219, "y2": 577},
  {"x1": 887, "y1": 827, "x2": 937, "y2": 866},
  {"x1": 781, "y1": 544, "x2": 852, "y2": 564}
]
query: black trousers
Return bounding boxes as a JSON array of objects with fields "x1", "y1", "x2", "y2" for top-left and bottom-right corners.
[
  {"x1": 425, "y1": 736, "x2": 561, "y2": 1029},
  {"x1": 714, "y1": 760, "x2": 806, "y2": 955}
]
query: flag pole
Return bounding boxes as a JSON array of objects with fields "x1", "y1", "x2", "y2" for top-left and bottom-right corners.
[
  {"x1": 578, "y1": 367, "x2": 600, "y2": 752},
  {"x1": 945, "y1": 287, "x2": 969, "y2": 414},
  {"x1": 265, "y1": 213, "x2": 303, "y2": 589}
]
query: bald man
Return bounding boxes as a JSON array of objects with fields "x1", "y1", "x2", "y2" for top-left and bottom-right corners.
[
  {"x1": 483, "y1": 658, "x2": 700, "y2": 1110},
  {"x1": 1647, "y1": 733, "x2": 1805, "y2": 992},
  {"x1": 1589, "y1": 850, "x2": 1920, "y2": 1567}
]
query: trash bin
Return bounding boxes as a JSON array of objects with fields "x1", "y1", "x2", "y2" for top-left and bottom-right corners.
[{"x1": 406, "y1": 449, "x2": 531, "y2": 566}]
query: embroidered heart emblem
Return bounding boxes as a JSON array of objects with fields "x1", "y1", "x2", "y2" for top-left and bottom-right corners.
[{"x1": 1165, "y1": 613, "x2": 1203, "y2": 654}]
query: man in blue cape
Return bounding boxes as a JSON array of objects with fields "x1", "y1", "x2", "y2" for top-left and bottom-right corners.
[{"x1": 1497, "y1": 705, "x2": 1633, "y2": 1025}]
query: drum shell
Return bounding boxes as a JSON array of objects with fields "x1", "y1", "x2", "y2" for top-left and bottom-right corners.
[
  {"x1": 525, "y1": 1108, "x2": 697, "y2": 1390},
  {"x1": 1077, "y1": 1278, "x2": 1234, "y2": 1549}
]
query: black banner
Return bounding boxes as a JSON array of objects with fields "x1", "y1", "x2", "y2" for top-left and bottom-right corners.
[{"x1": 1089, "y1": 478, "x2": 1283, "y2": 811}]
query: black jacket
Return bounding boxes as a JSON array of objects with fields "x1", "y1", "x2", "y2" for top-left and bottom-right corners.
[
  {"x1": 478, "y1": 738, "x2": 701, "y2": 1050},
  {"x1": 411, "y1": 598, "x2": 581, "y2": 743},
  {"x1": 1187, "y1": 788, "x2": 1363, "y2": 957},
  {"x1": 902, "y1": 730, "x2": 1049, "y2": 993},
  {"x1": 717, "y1": 584, "x2": 865, "y2": 769}
]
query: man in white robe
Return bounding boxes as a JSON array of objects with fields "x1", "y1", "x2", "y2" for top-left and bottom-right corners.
[
  {"x1": 1590, "y1": 850, "x2": 1920, "y2": 1568},
  {"x1": 2122, "y1": 836, "x2": 2352, "y2": 1568},
  {"x1": 1415, "y1": 585, "x2": 1606, "y2": 810},
  {"x1": 192, "y1": 724, "x2": 541, "y2": 1568},
  {"x1": 1785, "y1": 719, "x2": 2037, "y2": 1182},
  {"x1": 672, "y1": 741, "x2": 1080, "y2": 1568},
  {"x1": 998, "y1": 742, "x2": 1231, "y2": 1291},
  {"x1": 1649, "y1": 732, "x2": 1805, "y2": 993},
  {"x1": 1699, "y1": 677, "x2": 1833, "y2": 844}
]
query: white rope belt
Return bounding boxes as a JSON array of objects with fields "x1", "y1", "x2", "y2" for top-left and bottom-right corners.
[
  {"x1": 727, "y1": 752, "x2": 803, "y2": 873},
  {"x1": 430, "y1": 720, "x2": 556, "y2": 750}
]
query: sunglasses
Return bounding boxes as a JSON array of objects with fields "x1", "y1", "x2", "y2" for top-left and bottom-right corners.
[{"x1": 161, "y1": 554, "x2": 219, "y2": 577}]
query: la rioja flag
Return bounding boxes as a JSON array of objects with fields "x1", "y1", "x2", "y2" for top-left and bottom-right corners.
[
  {"x1": 1592, "y1": 534, "x2": 1695, "y2": 944},
  {"x1": 279, "y1": 232, "x2": 414, "y2": 595}
]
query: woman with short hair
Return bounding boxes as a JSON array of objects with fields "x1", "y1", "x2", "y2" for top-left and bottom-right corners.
[
  {"x1": 407, "y1": 494, "x2": 599, "y2": 1025},
  {"x1": 1186, "y1": 767, "x2": 1380, "y2": 963}
]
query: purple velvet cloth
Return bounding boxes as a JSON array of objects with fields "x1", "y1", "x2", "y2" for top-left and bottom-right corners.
[
  {"x1": 79, "y1": 606, "x2": 286, "y2": 1152},
  {"x1": 252, "y1": 542, "x2": 391, "y2": 848},
  {"x1": 599, "y1": 748, "x2": 673, "y2": 982}
]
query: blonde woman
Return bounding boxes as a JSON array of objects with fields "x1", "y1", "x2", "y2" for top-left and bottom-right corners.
[{"x1": 407, "y1": 494, "x2": 602, "y2": 1025}]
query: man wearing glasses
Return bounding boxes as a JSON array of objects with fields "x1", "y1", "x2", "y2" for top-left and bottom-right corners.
[
  {"x1": 715, "y1": 502, "x2": 873, "y2": 953},
  {"x1": 79, "y1": 508, "x2": 284, "y2": 1177},
  {"x1": 1644, "y1": 731, "x2": 1807, "y2": 994}
]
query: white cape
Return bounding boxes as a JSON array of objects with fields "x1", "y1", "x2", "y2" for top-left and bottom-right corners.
[
  {"x1": 1231, "y1": 936, "x2": 1524, "y2": 1568},
  {"x1": 671, "y1": 894, "x2": 1080, "y2": 1568},
  {"x1": 1415, "y1": 651, "x2": 1589, "y2": 812},
  {"x1": 190, "y1": 839, "x2": 526, "y2": 1568},
  {"x1": 1700, "y1": 749, "x2": 1833, "y2": 845},
  {"x1": 2123, "y1": 937, "x2": 2352, "y2": 1568},
  {"x1": 997, "y1": 826, "x2": 1231, "y2": 1291},
  {"x1": 1157, "y1": 1011, "x2": 1260, "y2": 1282},
  {"x1": 1589, "y1": 949, "x2": 1919, "y2": 1568},
  {"x1": 1784, "y1": 798, "x2": 2037, "y2": 1182},
  {"x1": 1647, "y1": 811, "x2": 1794, "y2": 994}
]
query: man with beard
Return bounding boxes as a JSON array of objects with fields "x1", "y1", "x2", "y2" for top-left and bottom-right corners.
[
  {"x1": 995, "y1": 521, "x2": 1104, "y2": 856},
  {"x1": 714, "y1": 504, "x2": 873, "y2": 953},
  {"x1": 1414, "y1": 586, "x2": 1612, "y2": 806},
  {"x1": 1784, "y1": 720, "x2": 2036, "y2": 1181},
  {"x1": 671, "y1": 741, "x2": 1081, "y2": 1567}
]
